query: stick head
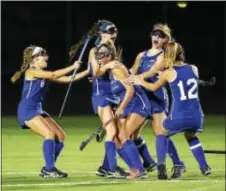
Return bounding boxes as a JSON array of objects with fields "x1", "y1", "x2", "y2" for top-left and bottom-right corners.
[
  {"x1": 79, "y1": 141, "x2": 87, "y2": 151},
  {"x1": 209, "y1": 77, "x2": 216, "y2": 86},
  {"x1": 96, "y1": 128, "x2": 106, "y2": 142}
]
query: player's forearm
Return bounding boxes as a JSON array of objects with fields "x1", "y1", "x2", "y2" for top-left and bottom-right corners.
[
  {"x1": 141, "y1": 70, "x2": 156, "y2": 79},
  {"x1": 74, "y1": 69, "x2": 90, "y2": 81},
  {"x1": 142, "y1": 58, "x2": 165, "y2": 79},
  {"x1": 53, "y1": 65, "x2": 75, "y2": 78},
  {"x1": 130, "y1": 66, "x2": 139, "y2": 75},
  {"x1": 141, "y1": 81, "x2": 158, "y2": 91}
]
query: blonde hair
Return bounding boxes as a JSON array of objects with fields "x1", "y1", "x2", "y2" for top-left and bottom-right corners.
[
  {"x1": 115, "y1": 46, "x2": 123, "y2": 61},
  {"x1": 164, "y1": 41, "x2": 185, "y2": 69},
  {"x1": 11, "y1": 45, "x2": 35, "y2": 84},
  {"x1": 153, "y1": 23, "x2": 172, "y2": 41}
]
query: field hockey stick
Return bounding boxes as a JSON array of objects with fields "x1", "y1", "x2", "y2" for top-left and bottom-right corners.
[
  {"x1": 204, "y1": 150, "x2": 226, "y2": 154},
  {"x1": 199, "y1": 77, "x2": 216, "y2": 87},
  {"x1": 58, "y1": 36, "x2": 92, "y2": 119},
  {"x1": 79, "y1": 117, "x2": 115, "y2": 151}
]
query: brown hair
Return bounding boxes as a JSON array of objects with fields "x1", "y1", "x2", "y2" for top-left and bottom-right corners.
[
  {"x1": 11, "y1": 45, "x2": 35, "y2": 84},
  {"x1": 164, "y1": 41, "x2": 185, "y2": 69}
]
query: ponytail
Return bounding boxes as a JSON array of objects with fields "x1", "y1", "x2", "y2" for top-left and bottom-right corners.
[
  {"x1": 11, "y1": 46, "x2": 34, "y2": 84},
  {"x1": 164, "y1": 42, "x2": 185, "y2": 69}
]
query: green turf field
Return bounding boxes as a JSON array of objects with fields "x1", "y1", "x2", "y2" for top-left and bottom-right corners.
[{"x1": 2, "y1": 115, "x2": 225, "y2": 191}]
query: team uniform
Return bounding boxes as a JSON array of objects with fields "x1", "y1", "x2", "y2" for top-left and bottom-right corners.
[
  {"x1": 90, "y1": 64, "x2": 129, "y2": 178},
  {"x1": 138, "y1": 50, "x2": 188, "y2": 178},
  {"x1": 156, "y1": 64, "x2": 210, "y2": 179},
  {"x1": 17, "y1": 78, "x2": 49, "y2": 129},
  {"x1": 163, "y1": 64, "x2": 204, "y2": 135},
  {"x1": 90, "y1": 65, "x2": 117, "y2": 114},
  {"x1": 109, "y1": 71, "x2": 152, "y2": 119},
  {"x1": 137, "y1": 50, "x2": 168, "y2": 114},
  {"x1": 108, "y1": 70, "x2": 152, "y2": 178}
]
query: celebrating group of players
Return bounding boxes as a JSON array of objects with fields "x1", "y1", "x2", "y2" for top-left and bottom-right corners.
[{"x1": 11, "y1": 19, "x2": 212, "y2": 180}]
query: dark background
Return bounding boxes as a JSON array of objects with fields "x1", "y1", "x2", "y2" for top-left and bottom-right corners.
[{"x1": 2, "y1": 1, "x2": 225, "y2": 116}]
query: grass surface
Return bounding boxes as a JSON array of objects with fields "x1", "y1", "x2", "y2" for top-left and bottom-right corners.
[{"x1": 2, "y1": 115, "x2": 225, "y2": 191}]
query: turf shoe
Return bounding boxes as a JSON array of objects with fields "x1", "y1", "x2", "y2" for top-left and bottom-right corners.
[
  {"x1": 201, "y1": 165, "x2": 211, "y2": 176},
  {"x1": 144, "y1": 162, "x2": 157, "y2": 172},
  {"x1": 157, "y1": 163, "x2": 168, "y2": 180},
  {"x1": 96, "y1": 166, "x2": 109, "y2": 177},
  {"x1": 171, "y1": 162, "x2": 186, "y2": 179},
  {"x1": 39, "y1": 167, "x2": 68, "y2": 178}
]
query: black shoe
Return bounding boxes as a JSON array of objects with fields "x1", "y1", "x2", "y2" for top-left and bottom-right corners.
[
  {"x1": 144, "y1": 162, "x2": 157, "y2": 172},
  {"x1": 135, "y1": 171, "x2": 149, "y2": 179},
  {"x1": 40, "y1": 167, "x2": 45, "y2": 177},
  {"x1": 107, "y1": 170, "x2": 126, "y2": 179},
  {"x1": 201, "y1": 165, "x2": 211, "y2": 176},
  {"x1": 96, "y1": 166, "x2": 109, "y2": 177},
  {"x1": 115, "y1": 166, "x2": 130, "y2": 176},
  {"x1": 171, "y1": 162, "x2": 186, "y2": 179},
  {"x1": 39, "y1": 167, "x2": 68, "y2": 178},
  {"x1": 157, "y1": 164, "x2": 168, "y2": 180}
]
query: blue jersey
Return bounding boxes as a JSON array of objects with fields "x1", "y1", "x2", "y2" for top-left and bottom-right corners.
[
  {"x1": 90, "y1": 64, "x2": 111, "y2": 96},
  {"x1": 17, "y1": 78, "x2": 49, "y2": 128},
  {"x1": 21, "y1": 78, "x2": 48, "y2": 103},
  {"x1": 168, "y1": 64, "x2": 204, "y2": 119},
  {"x1": 89, "y1": 63, "x2": 114, "y2": 113},
  {"x1": 109, "y1": 71, "x2": 151, "y2": 118},
  {"x1": 137, "y1": 50, "x2": 168, "y2": 114}
]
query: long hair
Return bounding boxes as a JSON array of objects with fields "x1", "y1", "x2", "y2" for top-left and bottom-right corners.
[
  {"x1": 164, "y1": 41, "x2": 185, "y2": 69},
  {"x1": 115, "y1": 46, "x2": 123, "y2": 62},
  {"x1": 69, "y1": 21, "x2": 100, "y2": 58},
  {"x1": 11, "y1": 45, "x2": 35, "y2": 84}
]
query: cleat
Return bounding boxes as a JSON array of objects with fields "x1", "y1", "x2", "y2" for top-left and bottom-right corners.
[
  {"x1": 115, "y1": 166, "x2": 130, "y2": 177},
  {"x1": 106, "y1": 166, "x2": 129, "y2": 179},
  {"x1": 171, "y1": 162, "x2": 186, "y2": 179},
  {"x1": 201, "y1": 165, "x2": 211, "y2": 176},
  {"x1": 127, "y1": 169, "x2": 148, "y2": 179},
  {"x1": 157, "y1": 164, "x2": 168, "y2": 180},
  {"x1": 144, "y1": 162, "x2": 157, "y2": 172},
  {"x1": 39, "y1": 167, "x2": 67, "y2": 178},
  {"x1": 96, "y1": 166, "x2": 109, "y2": 177},
  {"x1": 39, "y1": 167, "x2": 45, "y2": 177}
]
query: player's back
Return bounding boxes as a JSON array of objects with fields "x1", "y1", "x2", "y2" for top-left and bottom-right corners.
[
  {"x1": 169, "y1": 64, "x2": 204, "y2": 119},
  {"x1": 109, "y1": 70, "x2": 151, "y2": 113}
]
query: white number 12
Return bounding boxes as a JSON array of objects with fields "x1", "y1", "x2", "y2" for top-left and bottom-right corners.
[{"x1": 177, "y1": 78, "x2": 198, "y2": 101}]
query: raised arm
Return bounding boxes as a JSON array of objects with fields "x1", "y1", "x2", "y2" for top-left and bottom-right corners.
[
  {"x1": 112, "y1": 65, "x2": 135, "y2": 117},
  {"x1": 140, "y1": 53, "x2": 166, "y2": 79},
  {"x1": 129, "y1": 52, "x2": 144, "y2": 75},
  {"x1": 51, "y1": 65, "x2": 90, "y2": 83},
  {"x1": 26, "y1": 61, "x2": 80, "y2": 80}
]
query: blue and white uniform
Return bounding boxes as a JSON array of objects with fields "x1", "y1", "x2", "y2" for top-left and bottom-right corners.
[
  {"x1": 109, "y1": 71, "x2": 152, "y2": 118},
  {"x1": 17, "y1": 78, "x2": 49, "y2": 129},
  {"x1": 137, "y1": 50, "x2": 168, "y2": 114},
  {"x1": 90, "y1": 65, "x2": 116, "y2": 113},
  {"x1": 163, "y1": 64, "x2": 204, "y2": 135}
]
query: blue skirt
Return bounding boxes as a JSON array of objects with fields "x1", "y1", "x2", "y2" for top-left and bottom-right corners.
[{"x1": 17, "y1": 101, "x2": 50, "y2": 129}]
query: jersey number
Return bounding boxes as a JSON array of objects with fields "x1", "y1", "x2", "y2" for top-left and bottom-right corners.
[{"x1": 177, "y1": 78, "x2": 198, "y2": 101}]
